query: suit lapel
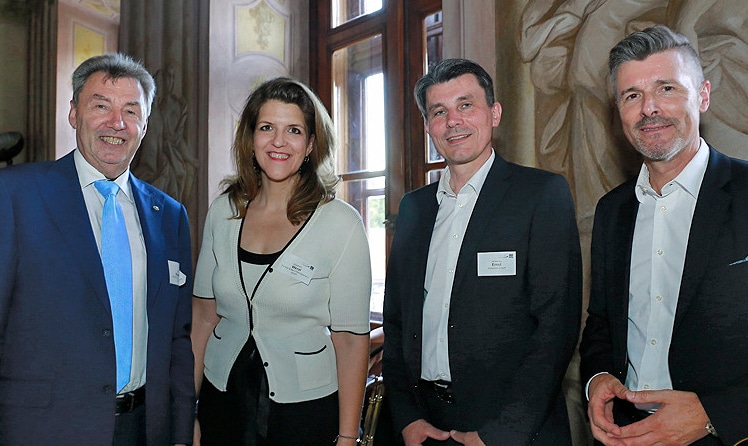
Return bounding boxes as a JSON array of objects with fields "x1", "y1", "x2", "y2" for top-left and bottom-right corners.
[
  {"x1": 673, "y1": 148, "x2": 731, "y2": 333},
  {"x1": 394, "y1": 186, "x2": 438, "y2": 377},
  {"x1": 613, "y1": 188, "x2": 639, "y2": 350},
  {"x1": 130, "y1": 176, "x2": 166, "y2": 308},
  {"x1": 413, "y1": 187, "x2": 439, "y2": 306},
  {"x1": 42, "y1": 153, "x2": 110, "y2": 309},
  {"x1": 453, "y1": 157, "x2": 511, "y2": 288}
]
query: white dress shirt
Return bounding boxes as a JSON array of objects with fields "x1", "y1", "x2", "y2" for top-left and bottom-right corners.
[
  {"x1": 421, "y1": 150, "x2": 495, "y2": 382},
  {"x1": 75, "y1": 149, "x2": 148, "y2": 393},
  {"x1": 626, "y1": 139, "x2": 709, "y2": 392}
]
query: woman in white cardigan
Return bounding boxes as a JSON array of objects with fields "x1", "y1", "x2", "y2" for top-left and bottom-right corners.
[{"x1": 191, "y1": 78, "x2": 372, "y2": 446}]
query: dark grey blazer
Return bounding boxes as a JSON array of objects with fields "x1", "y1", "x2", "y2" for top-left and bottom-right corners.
[
  {"x1": 383, "y1": 155, "x2": 582, "y2": 445},
  {"x1": 580, "y1": 146, "x2": 748, "y2": 446}
]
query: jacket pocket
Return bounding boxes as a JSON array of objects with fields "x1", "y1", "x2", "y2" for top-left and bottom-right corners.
[{"x1": 293, "y1": 345, "x2": 333, "y2": 390}]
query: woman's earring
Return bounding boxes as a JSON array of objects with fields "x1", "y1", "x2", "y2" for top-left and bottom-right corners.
[
  {"x1": 298, "y1": 155, "x2": 310, "y2": 174},
  {"x1": 252, "y1": 154, "x2": 261, "y2": 173}
]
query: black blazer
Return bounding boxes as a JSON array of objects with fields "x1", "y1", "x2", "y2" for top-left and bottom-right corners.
[
  {"x1": 383, "y1": 155, "x2": 582, "y2": 445},
  {"x1": 580, "y1": 147, "x2": 748, "y2": 446}
]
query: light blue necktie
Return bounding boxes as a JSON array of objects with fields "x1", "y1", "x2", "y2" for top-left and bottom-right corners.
[{"x1": 94, "y1": 180, "x2": 133, "y2": 392}]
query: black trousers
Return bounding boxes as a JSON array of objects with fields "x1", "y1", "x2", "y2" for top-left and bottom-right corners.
[
  {"x1": 415, "y1": 382, "x2": 461, "y2": 446},
  {"x1": 198, "y1": 338, "x2": 339, "y2": 446},
  {"x1": 112, "y1": 404, "x2": 146, "y2": 446}
]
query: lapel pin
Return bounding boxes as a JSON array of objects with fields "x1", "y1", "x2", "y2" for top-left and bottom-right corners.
[{"x1": 152, "y1": 205, "x2": 160, "y2": 211}]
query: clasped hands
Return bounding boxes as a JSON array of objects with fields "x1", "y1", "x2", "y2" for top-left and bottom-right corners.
[
  {"x1": 587, "y1": 373, "x2": 711, "y2": 446},
  {"x1": 402, "y1": 419, "x2": 486, "y2": 446}
]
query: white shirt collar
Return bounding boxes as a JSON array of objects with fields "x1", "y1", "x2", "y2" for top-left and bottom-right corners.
[
  {"x1": 635, "y1": 138, "x2": 709, "y2": 202},
  {"x1": 436, "y1": 149, "x2": 496, "y2": 204},
  {"x1": 74, "y1": 148, "x2": 133, "y2": 201}
]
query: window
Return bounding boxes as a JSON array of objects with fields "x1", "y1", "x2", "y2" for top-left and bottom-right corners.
[
  {"x1": 311, "y1": 0, "x2": 442, "y2": 319},
  {"x1": 423, "y1": 10, "x2": 445, "y2": 184},
  {"x1": 331, "y1": 0, "x2": 384, "y2": 27}
]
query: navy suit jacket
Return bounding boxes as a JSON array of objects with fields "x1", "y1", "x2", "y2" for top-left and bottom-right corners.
[
  {"x1": 383, "y1": 155, "x2": 582, "y2": 445},
  {"x1": 0, "y1": 151, "x2": 195, "y2": 445},
  {"x1": 580, "y1": 147, "x2": 748, "y2": 445}
]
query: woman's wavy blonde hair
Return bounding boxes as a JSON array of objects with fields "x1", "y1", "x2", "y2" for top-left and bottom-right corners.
[{"x1": 223, "y1": 77, "x2": 339, "y2": 224}]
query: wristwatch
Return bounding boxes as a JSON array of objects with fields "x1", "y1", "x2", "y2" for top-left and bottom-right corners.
[{"x1": 705, "y1": 420, "x2": 719, "y2": 437}]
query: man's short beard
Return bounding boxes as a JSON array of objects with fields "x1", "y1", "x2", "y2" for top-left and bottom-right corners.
[
  {"x1": 636, "y1": 136, "x2": 686, "y2": 162},
  {"x1": 633, "y1": 116, "x2": 685, "y2": 162}
]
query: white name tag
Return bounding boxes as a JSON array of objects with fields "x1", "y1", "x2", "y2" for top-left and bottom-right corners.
[
  {"x1": 168, "y1": 260, "x2": 187, "y2": 286},
  {"x1": 477, "y1": 251, "x2": 516, "y2": 276},
  {"x1": 278, "y1": 253, "x2": 315, "y2": 285}
]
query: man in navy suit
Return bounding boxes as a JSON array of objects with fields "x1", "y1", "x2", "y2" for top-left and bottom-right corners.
[
  {"x1": 0, "y1": 53, "x2": 194, "y2": 445},
  {"x1": 580, "y1": 25, "x2": 748, "y2": 445},
  {"x1": 382, "y1": 58, "x2": 582, "y2": 445}
]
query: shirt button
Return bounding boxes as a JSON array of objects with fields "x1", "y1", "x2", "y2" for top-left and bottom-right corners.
[
  {"x1": 650, "y1": 339, "x2": 658, "y2": 345},
  {"x1": 263, "y1": 362, "x2": 269, "y2": 367},
  {"x1": 655, "y1": 295, "x2": 663, "y2": 302},
  {"x1": 660, "y1": 206, "x2": 667, "y2": 212},
  {"x1": 457, "y1": 202, "x2": 464, "y2": 208},
  {"x1": 452, "y1": 234, "x2": 458, "y2": 239},
  {"x1": 270, "y1": 391, "x2": 275, "y2": 397},
  {"x1": 102, "y1": 329, "x2": 112, "y2": 337},
  {"x1": 643, "y1": 384, "x2": 651, "y2": 390},
  {"x1": 657, "y1": 249, "x2": 663, "y2": 255},
  {"x1": 439, "y1": 338, "x2": 444, "y2": 343}
]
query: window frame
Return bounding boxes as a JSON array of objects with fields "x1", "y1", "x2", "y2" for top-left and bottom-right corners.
[{"x1": 310, "y1": 0, "x2": 442, "y2": 318}]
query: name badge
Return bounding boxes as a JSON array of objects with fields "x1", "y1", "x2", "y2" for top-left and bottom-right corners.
[
  {"x1": 278, "y1": 253, "x2": 315, "y2": 285},
  {"x1": 168, "y1": 260, "x2": 187, "y2": 286},
  {"x1": 477, "y1": 251, "x2": 516, "y2": 276}
]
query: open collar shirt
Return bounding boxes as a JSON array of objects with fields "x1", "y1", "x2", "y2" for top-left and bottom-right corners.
[
  {"x1": 421, "y1": 150, "x2": 495, "y2": 382},
  {"x1": 626, "y1": 138, "x2": 708, "y2": 393}
]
